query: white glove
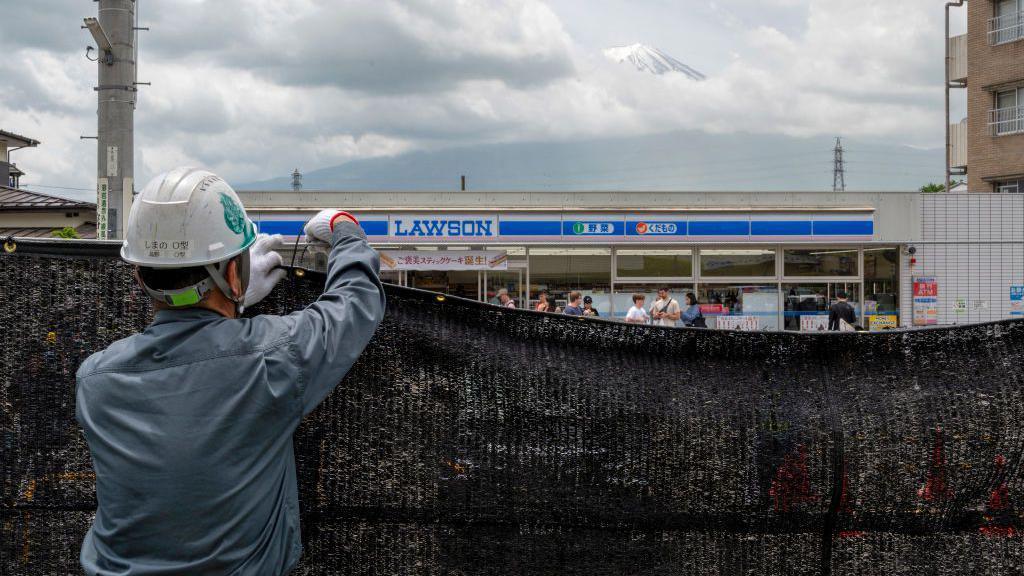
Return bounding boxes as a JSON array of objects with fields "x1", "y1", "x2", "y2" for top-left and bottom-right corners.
[
  {"x1": 244, "y1": 233, "x2": 287, "y2": 307},
  {"x1": 303, "y1": 209, "x2": 358, "y2": 243}
]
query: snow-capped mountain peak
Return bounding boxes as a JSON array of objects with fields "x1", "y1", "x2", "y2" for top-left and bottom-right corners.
[{"x1": 603, "y1": 43, "x2": 705, "y2": 80}]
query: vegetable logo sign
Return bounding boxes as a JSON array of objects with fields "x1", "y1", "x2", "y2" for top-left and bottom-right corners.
[{"x1": 571, "y1": 222, "x2": 615, "y2": 235}]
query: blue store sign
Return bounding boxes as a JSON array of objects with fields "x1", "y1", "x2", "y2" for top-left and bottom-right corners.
[{"x1": 254, "y1": 211, "x2": 875, "y2": 243}]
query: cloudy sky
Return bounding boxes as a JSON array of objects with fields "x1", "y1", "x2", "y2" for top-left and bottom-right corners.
[{"x1": 1, "y1": 0, "x2": 964, "y2": 197}]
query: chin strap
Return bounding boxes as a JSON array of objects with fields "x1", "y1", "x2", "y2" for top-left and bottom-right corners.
[
  {"x1": 140, "y1": 251, "x2": 253, "y2": 315},
  {"x1": 204, "y1": 250, "x2": 251, "y2": 315}
]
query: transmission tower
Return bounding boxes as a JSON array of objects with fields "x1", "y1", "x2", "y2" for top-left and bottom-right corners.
[
  {"x1": 291, "y1": 168, "x2": 302, "y2": 192},
  {"x1": 832, "y1": 137, "x2": 846, "y2": 192}
]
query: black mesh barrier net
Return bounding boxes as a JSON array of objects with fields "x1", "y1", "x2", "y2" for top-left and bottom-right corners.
[{"x1": 3, "y1": 241, "x2": 1024, "y2": 575}]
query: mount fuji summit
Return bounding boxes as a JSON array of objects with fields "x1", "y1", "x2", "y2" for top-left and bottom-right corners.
[{"x1": 603, "y1": 43, "x2": 705, "y2": 80}]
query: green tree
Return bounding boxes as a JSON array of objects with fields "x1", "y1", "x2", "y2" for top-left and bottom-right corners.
[
  {"x1": 920, "y1": 183, "x2": 945, "y2": 193},
  {"x1": 52, "y1": 226, "x2": 81, "y2": 239}
]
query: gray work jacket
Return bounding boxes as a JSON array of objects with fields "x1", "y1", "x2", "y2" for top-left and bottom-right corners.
[{"x1": 76, "y1": 222, "x2": 385, "y2": 575}]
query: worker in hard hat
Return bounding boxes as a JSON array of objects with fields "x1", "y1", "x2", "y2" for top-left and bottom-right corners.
[{"x1": 74, "y1": 167, "x2": 385, "y2": 575}]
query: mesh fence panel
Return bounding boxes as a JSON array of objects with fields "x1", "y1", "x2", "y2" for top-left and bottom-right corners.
[{"x1": 2, "y1": 242, "x2": 1024, "y2": 575}]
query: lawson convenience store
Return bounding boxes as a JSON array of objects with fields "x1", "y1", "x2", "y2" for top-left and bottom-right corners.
[{"x1": 238, "y1": 190, "x2": 916, "y2": 331}]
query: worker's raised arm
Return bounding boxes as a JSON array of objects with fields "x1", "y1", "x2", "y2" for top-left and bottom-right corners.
[{"x1": 284, "y1": 210, "x2": 386, "y2": 415}]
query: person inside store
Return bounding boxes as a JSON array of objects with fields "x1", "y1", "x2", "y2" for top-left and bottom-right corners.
[
  {"x1": 625, "y1": 293, "x2": 650, "y2": 324},
  {"x1": 828, "y1": 290, "x2": 857, "y2": 331},
  {"x1": 497, "y1": 288, "x2": 516, "y2": 308},
  {"x1": 535, "y1": 290, "x2": 551, "y2": 312},
  {"x1": 650, "y1": 287, "x2": 681, "y2": 327},
  {"x1": 563, "y1": 291, "x2": 584, "y2": 316},
  {"x1": 74, "y1": 167, "x2": 385, "y2": 575},
  {"x1": 680, "y1": 292, "x2": 705, "y2": 327},
  {"x1": 582, "y1": 295, "x2": 600, "y2": 317}
]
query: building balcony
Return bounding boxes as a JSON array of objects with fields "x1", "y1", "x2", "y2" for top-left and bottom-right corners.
[
  {"x1": 990, "y1": 106, "x2": 1024, "y2": 136},
  {"x1": 989, "y1": 11, "x2": 1024, "y2": 45},
  {"x1": 950, "y1": 119, "x2": 967, "y2": 172},
  {"x1": 948, "y1": 34, "x2": 967, "y2": 84}
]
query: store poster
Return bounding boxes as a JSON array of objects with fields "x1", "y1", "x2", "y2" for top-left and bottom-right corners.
[
  {"x1": 1011, "y1": 285, "x2": 1024, "y2": 317},
  {"x1": 953, "y1": 297, "x2": 967, "y2": 315},
  {"x1": 869, "y1": 315, "x2": 898, "y2": 331},
  {"x1": 912, "y1": 277, "x2": 938, "y2": 326},
  {"x1": 800, "y1": 315, "x2": 829, "y2": 332},
  {"x1": 716, "y1": 315, "x2": 759, "y2": 331}
]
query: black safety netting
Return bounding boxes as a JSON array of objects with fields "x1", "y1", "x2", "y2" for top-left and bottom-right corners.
[{"x1": 3, "y1": 241, "x2": 1024, "y2": 575}]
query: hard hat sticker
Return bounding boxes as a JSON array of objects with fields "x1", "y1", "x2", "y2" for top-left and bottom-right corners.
[
  {"x1": 219, "y1": 192, "x2": 255, "y2": 247},
  {"x1": 144, "y1": 239, "x2": 193, "y2": 259}
]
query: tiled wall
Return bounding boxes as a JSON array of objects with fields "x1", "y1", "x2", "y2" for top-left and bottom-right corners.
[{"x1": 904, "y1": 194, "x2": 1024, "y2": 325}]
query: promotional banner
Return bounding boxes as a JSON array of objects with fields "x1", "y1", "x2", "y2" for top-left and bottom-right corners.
[
  {"x1": 912, "y1": 276, "x2": 938, "y2": 326},
  {"x1": 380, "y1": 250, "x2": 507, "y2": 271}
]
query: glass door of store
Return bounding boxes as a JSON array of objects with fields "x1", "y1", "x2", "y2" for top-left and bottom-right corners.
[
  {"x1": 782, "y1": 281, "x2": 861, "y2": 331},
  {"x1": 485, "y1": 269, "x2": 524, "y2": 308}
]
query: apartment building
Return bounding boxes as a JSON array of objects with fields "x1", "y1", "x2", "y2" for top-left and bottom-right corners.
[{"x1": 950, "y1": 0, "x2": 1024, "y2": 192}]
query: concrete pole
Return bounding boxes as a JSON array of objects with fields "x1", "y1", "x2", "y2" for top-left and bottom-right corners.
[{"x1": 96, "y1": 0, "x2": 135, "y2": 239}]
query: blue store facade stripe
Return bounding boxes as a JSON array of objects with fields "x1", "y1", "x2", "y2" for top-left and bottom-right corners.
[
  {"x1": 812, "y1": 221, "x2": 873, "y2": 236},
  {"x1": 257, "y1": 220, "x2": 389, "y2": 236},
  {"x1": 688, "y1": 221, "x2": 750, "y2": 236},
  {"x1": 498, "y1": 220, "x2": 563, "y2": 236},
  {"x1": 751, "y1": 221, "x2": 814, "y2": 236}
]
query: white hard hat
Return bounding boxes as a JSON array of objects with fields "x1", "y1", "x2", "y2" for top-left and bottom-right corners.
[
  {"x1": 123, "y1": 167, "x2": 257, "y2": 309},
  {"x1": 123, "y1": 167, "x2": 256, "y2": 267}
]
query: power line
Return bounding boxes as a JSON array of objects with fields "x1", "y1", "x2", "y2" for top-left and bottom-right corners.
[{"x1": 22, "y1": 183, "x2": 95, "y2": 192}]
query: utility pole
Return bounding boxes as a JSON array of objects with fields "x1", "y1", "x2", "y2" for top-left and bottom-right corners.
[
  {"x1": 832, "y1": 137, "x2": 846, "y2": 192},
  {"x1": 85, "y1": 0, "x2": 137, "y2": 239},
  {"x1": 291, "y1": 168, "x2": 303, "y2": 192}
]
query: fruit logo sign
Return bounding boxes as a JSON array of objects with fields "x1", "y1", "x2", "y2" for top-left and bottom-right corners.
[{"x1": 635, "y1": 222, "x2": 679, "y2": 235}]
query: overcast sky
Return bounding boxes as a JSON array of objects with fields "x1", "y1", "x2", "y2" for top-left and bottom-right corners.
[{"x1": 0, "y1": 0, "x2": 965, "y2": 196}]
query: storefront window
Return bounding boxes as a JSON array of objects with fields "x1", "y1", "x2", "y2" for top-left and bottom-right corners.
[
  {"x1": 783, "y1": 249, "x2": 858, "y2": 277},
  {"x1": 863, "y1": 248, "x2": 900, "y2": 328},
  {"x1": 409, "y1": 270, "x2": 479, "y2": 300},
  {"x1": 700, "y1": 249, "x2": 776, "y2": 277},
  {"x1": 485, "y1": 270, "x2": 524, "y2": 308},
  {"x1": 610, "y1": 283, "x2": 693, "y2": 321},
  {"x1": 782, "y1": 282, "x2": 861, "y2": 331},
  {"x1": 697, "y1": 284, "x2": 780, "y2": 331},
  {"x1": 615, "y1": 249, "x2": 692, "y2": 278},
  {"x1": 529, "y1": 247, "x2": 611, "y2": 314}
]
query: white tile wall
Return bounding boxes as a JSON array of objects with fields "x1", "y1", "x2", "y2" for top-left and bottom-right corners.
[{"x1": 902, "y1": 194, "x2": 1024, "y2": 326}]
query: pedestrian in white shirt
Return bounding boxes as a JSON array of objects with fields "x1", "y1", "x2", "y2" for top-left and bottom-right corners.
[{"x1": 625, "y1": 293, "x2": 651, "y2": 324}]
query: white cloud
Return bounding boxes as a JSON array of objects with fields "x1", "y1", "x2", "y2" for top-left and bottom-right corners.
[{"x1": 0, "y1": 0, "x2": 949, "y2": 192}]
